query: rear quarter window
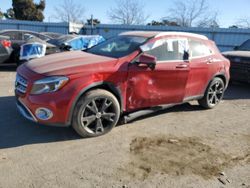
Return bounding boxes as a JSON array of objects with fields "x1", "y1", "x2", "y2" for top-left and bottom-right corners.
[{"x1": 189, "y1": 39, "x2": 212, "y2": 58}]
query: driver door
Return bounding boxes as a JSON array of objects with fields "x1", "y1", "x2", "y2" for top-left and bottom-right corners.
[{"x1": 126, "y1": 37, "x2": 190, "y2": 111}]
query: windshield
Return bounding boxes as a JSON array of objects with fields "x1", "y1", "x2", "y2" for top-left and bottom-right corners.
[
  {"x1": 238, "y1": 39, "x2": 250, "y2": 51},
  {"x1": 87, "y1": 36, "x2": 147, "y2": 58}
]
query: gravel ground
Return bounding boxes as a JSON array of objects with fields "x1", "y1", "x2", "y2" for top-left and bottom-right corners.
[{"x1": 0, "y1": 64, "x2": 249, "y2": 188}]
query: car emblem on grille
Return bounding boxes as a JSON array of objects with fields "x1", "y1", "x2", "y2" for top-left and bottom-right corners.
[{"x1": 234, "y1": 57, "x2": 241, "y2": 62}]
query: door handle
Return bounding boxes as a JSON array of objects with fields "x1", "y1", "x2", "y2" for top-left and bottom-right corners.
[
  {"x1": 206, "y1": 58, "x2": 214, "y2": 64},
  {"x1": 176, "y1": 64, "x2": 188, "y2": 68}
]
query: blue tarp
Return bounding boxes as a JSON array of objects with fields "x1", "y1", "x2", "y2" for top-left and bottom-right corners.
[
  {"x1": 67, "y1": 35, "x2": 105, "y2": 50},
  {"x1": 20, "y1": 35, "x2": 105, "y2": 60},
  {"x1": 20, "y1": 43, "x2": 46, "y2": 61}
]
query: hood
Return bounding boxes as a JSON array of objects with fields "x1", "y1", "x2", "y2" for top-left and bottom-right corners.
[
  {"x1": 222, "y1": 51, "x2": 250, "y2": 58},
  {"x1": 25, "y1": 51, "x2": 117, "y2": 75}
]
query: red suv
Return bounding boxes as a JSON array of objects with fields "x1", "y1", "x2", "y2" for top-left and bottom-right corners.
[{"x1": 15, "y1": 31, "x2": 230, "y2": 137}]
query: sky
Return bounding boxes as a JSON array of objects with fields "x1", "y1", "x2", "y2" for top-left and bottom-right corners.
[{"x1": 1, "y1": 0, "x2": 250, "y2": 28}]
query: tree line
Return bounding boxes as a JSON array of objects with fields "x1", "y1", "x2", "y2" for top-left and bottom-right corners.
[{"x1": 0, "y1": 0, "x2": 249, "y2": 29}]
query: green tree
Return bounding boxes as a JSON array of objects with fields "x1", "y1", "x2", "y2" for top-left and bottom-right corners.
[
  {"x1": 0, "y1": 9, "x2": 3, "y2": 19},
  {"x1": 12, "y1": 0, "x2": 45, "y2": 21},
  {"x1": 4, "y1": 8, "x2": 15, "y2": 19}
]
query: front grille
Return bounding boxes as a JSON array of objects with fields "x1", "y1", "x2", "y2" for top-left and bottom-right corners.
[
  {"x1": 231, "y1": 61, "x2": 250, "y2": 70},
  {"x1": 15, "y1": 74, "x2": 28, "y2": 94},
  {"x1": 228, "y1": 56, "x2": 250, "y2": 68},
  {"x1": 228, "y1": 56, "x2": 250, "y2": 82}
]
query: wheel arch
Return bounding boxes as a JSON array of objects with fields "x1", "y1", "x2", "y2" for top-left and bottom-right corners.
[
  {"x1": 67, "y1": 81, "x2": 124, "y2": 125},
  {"x1": 203, "y1": 73, "x2": 228, "y2": 95},
  {"x1": 215, "y1": 74, "x2": 227, "y2": 86}
]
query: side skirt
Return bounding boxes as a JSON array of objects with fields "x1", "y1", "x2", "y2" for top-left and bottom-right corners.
[
  {"x1": 183, "y1": 95, "x2": 204, "y2": 103},
  {"x1": 122, "y1": 95, "x2": 204, "y2": 124}
]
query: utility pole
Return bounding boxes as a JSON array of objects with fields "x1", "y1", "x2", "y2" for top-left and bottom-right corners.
[
  {"x1": 68, "y1": 14, "x2": 70, "y2": 34},
  {"x1": 91, "y1": 14, "x2": 93, "y2": 35}
]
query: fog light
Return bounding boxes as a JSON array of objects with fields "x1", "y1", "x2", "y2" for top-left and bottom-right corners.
[{"x1": 35, "y1": 108, "x2": 53, "y2": 120}]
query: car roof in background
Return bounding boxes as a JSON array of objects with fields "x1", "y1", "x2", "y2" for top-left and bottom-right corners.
[
  {"x1": 0, "y1": 29, "x2": 52, "y2": 39},
  {"x1": 0, "y1": 29, "x2": 41, "y2": 34},
  {"x1": 120, "y1": 31, "x2": 208, "y2": 40},
  {"x1": 0, "y1": 35, "x2": 10, "y2": 40},
  {"x1": 50, "y1": 34, "x2": 102, "y2": 42},
  {"x1": 40, "y1": 32, "x2": 64, "y2": 39}
]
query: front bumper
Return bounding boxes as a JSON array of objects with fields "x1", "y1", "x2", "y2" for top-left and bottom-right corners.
[{"x1": 16, "y1": 94, "x2": 72, "y2": 127}]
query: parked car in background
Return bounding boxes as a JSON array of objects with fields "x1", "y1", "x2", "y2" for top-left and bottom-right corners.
[
  {"x1": 40, "y1": 32, "x2": 64, "y2": 39},
  {"x1": 0, "y1": 35, "x2": 13, "y2": 64},
  {"x1": 223, "y1": 39, "x2": 250, "y2": 83},
  {"x1": 0, "y1": 30, "x2": 52, "y2": 64},
  {"x1": 47, "y1": 35, "x2": 105, "y2": 51},
  {"x1": 0, "y1": 30, "x2": 52, "y2": 42},
  {"x1": 19, "y1": 34, "x2": 105, "y2": 62},
  {"x1": 15, "y1": 31, "x2": 230, "y2": 138},
  {"x1": 19, "y1": 35, "x2": 60, "y2": 62}
]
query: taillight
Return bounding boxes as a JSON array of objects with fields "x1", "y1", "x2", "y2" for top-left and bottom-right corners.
[{"x1": 1, "y1": 40, "x2": 12, "y2": 48}]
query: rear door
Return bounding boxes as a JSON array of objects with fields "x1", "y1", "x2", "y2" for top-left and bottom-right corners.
[
  {"x1": 185, "y1": 39, "x2": 214, "y2": 98},
  {"x1": 127, "y1": 37, "x2": 190, "y2": 111}
]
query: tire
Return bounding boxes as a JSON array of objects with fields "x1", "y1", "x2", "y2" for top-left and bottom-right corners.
[
  {"x1": 72, "y1": 89, "x2": 120, "y2": 138},
  {"x1": 198, "y1": 77, "x2": 225, "y2": 109}
]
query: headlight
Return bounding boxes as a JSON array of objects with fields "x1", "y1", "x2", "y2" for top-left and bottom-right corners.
[{"x1": 31, "y1": 76, "x2": 69, "y2": 95}]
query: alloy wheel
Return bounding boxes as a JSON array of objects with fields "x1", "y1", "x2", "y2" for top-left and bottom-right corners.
[
  {"x1": 80, "y1": 97, "x2": 116, "y2": 135},
  {"x1": 207, "y1": 80, "x2": 224, "y2": 106}
]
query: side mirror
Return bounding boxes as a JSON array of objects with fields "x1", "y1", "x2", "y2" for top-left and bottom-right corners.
[
  {"x1": 234, "y1": 46, "x2": 239, "y2": 50},
  {"x1": 137, "y1": 53, "x2": 157, "y2": 70}
]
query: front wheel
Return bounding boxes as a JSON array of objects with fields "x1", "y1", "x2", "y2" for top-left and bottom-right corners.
[
  {"x1": 198, "y1": 77, "x2": 225, "y2": 109},
  {"x1": 72, "y1": 89, "x2": 120, "y2": 138}
]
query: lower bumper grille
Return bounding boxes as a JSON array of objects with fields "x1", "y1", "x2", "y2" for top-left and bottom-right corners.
[{"x1": 16, "y1": 99, "x2": 37, "y2": 122}]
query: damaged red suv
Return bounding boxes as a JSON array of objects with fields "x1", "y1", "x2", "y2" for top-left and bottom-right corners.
[{"x1": 15, "y1": 31, "x2": 230, "y2": 137}]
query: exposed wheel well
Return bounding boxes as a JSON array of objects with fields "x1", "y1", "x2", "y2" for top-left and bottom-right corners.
[{"x1": 202, "y1": 74, "x2": 227, "y2": 96}]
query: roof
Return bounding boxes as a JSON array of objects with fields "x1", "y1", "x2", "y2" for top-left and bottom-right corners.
[
  {"x1": 0, "y1": 29, "x2": 40, "y2": 33},
  {"x1": 120, "y1": 31, "x2": 208, "y2": 40}
]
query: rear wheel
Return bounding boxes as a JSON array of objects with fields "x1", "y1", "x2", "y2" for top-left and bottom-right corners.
[
  {"x1": 72, "y1": 89, "x2": 120, "y2": 138},
  {"x1": 198, "y1": 77, "x2": 225, "y2": 109}
]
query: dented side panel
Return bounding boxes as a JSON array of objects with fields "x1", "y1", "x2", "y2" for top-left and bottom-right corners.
[{"x1": 126, "y1": 61, "x2": 189, "y2": 111}]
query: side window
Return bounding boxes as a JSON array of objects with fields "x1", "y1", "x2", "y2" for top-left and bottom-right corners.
[
  {"x1": 26, "y1": 32, "x2": 50, "y2": 41},
  {"x1": 189, "y1": 40, "x2": 212, "y2": 58},
  {"x1": 145, "y1": 38, "x2": 188, "y2": 61},
  {"x1": 145, "y1": 41, "x2": 169, "y2": 61}
]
